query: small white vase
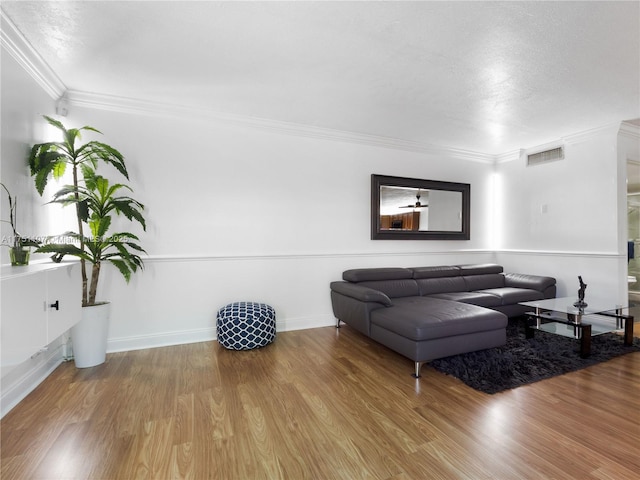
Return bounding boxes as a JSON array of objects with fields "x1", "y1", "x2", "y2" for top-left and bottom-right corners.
[{"x1": 71, "y1": 302, "x2": 111, "y2": 368}]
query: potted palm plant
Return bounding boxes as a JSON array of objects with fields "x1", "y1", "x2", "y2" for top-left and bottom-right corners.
[
  {"x1": 1, "y1": 183, "x2": 40, "y2": 265},
  {"x1": 29, "y1": 116, "x2": 146, "y2": 367}
]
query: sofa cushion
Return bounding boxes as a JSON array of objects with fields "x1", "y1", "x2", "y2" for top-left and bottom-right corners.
[
  {"x1": 426, "y1": 291, "x2": 502, "y2": 308},
  {"x1": 416, "y1": 276, "x2": 467, "y2": 296},
  {"x1": 457, "y1": 263, "x2": 504, "y2": 275},
  {"x1": 463, "y1": 273, "x2": 505, "y2": 291},
  {"x1": 371, "y1": 297, "x2": 507, "y2": 341},
  {"x1": 357, "y1": 279, "x2": 420, "y2": 298},
  {"x1": 411, "y1": 265, "x2": 460, "y2": 279},
  {"x1": 503, "y1": 273, "x2": 557, "y2": 292},
  {"x1": 343, "y1": 268, "x2": 412, "y2": 282},
  {"x1": 476, "y1": 287, "x2": 544, "y2": 305}
]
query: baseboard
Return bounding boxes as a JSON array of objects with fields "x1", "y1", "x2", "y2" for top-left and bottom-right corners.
[
  {"x1": 107, "y1": 327, "x2": 217, "y2": 353},
  {"x1": 106, "y1": 314, "x2": 336, "y2": 353},
  {"x1": 0, "y1": 345, "x2": 64, "y2": 419},
  {"x1": 276, "y1": 314, "x2": 336, "y2": 332}
]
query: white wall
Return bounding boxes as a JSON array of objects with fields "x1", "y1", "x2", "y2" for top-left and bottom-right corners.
[
  {"x1": 494, "y1": 125, "x2": 631, "y2": 303},
  {"x1": 57, "y1": 105, "x2": 495, "y2": 351}
]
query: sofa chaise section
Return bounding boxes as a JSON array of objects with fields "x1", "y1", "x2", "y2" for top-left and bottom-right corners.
[
  {"x1": 369, "y1": 296, "x2": 507, "y2": 377},
  {"x1": 330, "y1": 263, "x2": 556, "y2": 378}
]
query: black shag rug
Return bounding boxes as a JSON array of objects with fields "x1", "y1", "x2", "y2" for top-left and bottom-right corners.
[{"x1": 430, "y1": 318, "x2": 640, "y2": 394}]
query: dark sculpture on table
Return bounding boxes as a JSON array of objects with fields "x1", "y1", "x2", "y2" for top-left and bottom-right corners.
[{"x1": 573, "y1": 276, "x2": 588, "y2": 308}]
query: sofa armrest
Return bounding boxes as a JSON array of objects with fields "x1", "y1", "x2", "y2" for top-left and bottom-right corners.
[
  {"x1": 330, "y1": 281, "x2": 393, "y2": 306},
  {"x1": 504, "y1": 273, "x2": 556, "y2": 292}
]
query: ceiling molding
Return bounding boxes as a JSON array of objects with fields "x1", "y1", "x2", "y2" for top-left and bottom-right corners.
[
  {"x1": 65, "y1": 89, "x2": 496, "y2": 163},
  {"x1": 0, "y1": 8, "x2": 65, "y2": 100},
  {"x1": 562, "y1": 122, "x2": 622, "y2": 145},
  {"x1": 620, "y1": 121, "x2": 640, "y2": 140},
  {"x1": 495, "y1": 150, "x2": 520, "y2": 164}
]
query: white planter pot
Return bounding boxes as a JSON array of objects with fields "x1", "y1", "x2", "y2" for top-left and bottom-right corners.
[{"x1": 71, "y1": 302, "x2": 111, "y2": 368}]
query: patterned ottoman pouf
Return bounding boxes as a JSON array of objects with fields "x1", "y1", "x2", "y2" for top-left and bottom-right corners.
[{"x1": 216, "y1": 302, "x2": 276, "y2": 350}]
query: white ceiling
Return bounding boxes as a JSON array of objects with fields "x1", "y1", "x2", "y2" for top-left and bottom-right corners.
[{"x1": 3, "y1": 1, "x2": 639, "y2": 155}]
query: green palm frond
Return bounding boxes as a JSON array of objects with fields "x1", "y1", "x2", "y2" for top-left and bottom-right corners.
[{"x1": 36, "y1": 242, "x2": 91, "y2": 262}]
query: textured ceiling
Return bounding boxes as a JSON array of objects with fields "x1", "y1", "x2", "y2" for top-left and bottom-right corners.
[{"x1": 2, "y1": 1, "x2": 639, "y2": 154}]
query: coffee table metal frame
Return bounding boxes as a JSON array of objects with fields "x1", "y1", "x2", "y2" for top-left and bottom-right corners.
[{"x1": 519, "y1": 297, "x2": 634, "y2": 358}]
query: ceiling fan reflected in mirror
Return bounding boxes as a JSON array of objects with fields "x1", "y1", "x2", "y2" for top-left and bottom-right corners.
[{"x1": 399, "y1": 191, "x2": 428, "y2": 209}]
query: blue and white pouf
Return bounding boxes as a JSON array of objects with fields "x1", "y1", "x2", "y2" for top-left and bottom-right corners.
[{"x1": 216, "y1": 302, "x2": 276, "y2": 350}]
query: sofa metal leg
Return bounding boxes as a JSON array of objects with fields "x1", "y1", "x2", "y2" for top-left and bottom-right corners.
[
  {"x1": 412, "y1": 361, "x2": 424, "y2": 378},
  {"x1": 336, "y1": 318, "x2": 341, "y2": 328}
]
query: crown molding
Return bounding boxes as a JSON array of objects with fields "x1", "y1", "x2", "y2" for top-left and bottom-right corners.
[
  {"x1": 620, "y1": 120, "x2": 640, "y2": 140},
  {"x1": 60, "y1": 89, "x2": 640, "y2": 165},
  {"x1": 562, "y1": 122, "x2": 622, "y2": 145},
  {"x1": 0, "y1": 8, "x2": 66, "y2": 99},
  {"x1": 64, "y1": 89, "x2": 496, "y2": 163},
  {"x1": 494, "y1": 150, "x2": 520, "y2": 164}
]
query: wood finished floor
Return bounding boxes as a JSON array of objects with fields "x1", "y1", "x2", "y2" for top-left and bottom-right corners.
[{"x1": 1, "y1": 321, "x2": 639, "y2": 480}]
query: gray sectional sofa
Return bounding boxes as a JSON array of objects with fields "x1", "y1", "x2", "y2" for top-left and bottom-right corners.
[{"x1": 330, "y1": 263, "x2": 556, "y2": 378}]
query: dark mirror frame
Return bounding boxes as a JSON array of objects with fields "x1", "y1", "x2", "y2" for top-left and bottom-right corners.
[{"x1": 371, "y1": 174, "x2": 471, "y2": 240}]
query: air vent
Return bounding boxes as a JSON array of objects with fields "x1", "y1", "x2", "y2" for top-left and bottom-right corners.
[{"x1": 527, "y1": 146, "x2": 564, "y2": 166}]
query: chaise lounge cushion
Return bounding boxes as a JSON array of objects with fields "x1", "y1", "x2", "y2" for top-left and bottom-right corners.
[{"x1": 371, "y1": 297, "x2": 507, "y2": 341}]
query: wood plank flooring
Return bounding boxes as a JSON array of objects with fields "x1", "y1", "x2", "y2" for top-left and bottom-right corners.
[{"x1": 1, "y1": 320, "x2": 639, "y2": 479}]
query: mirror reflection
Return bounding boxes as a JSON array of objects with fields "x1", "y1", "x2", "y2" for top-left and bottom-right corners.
[
  {"x1": 379, "y1": 186, "x2": 463, "y2": 232},
  {"x1": 371, "y1": 175, "x2": 470, "y2": 240}
]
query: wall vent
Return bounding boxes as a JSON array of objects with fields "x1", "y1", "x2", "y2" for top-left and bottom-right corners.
[{"x1": 526, "y1": 146, "x2": 564, "y2": 166}]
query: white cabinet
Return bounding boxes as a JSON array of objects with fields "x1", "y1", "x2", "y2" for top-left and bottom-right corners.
[
  {"x1": 1, "y1": 262, "x2": 82, "y2": 368},
  {"x1": 45, "y1": 265, "x2": 82, "y2": 345}
]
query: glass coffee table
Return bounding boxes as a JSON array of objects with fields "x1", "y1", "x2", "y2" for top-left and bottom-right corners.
[{"x1": 519, "y1": 297, "x2": 635, "y2": 358}]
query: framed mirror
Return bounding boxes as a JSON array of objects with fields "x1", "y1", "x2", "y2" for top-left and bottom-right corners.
[{"x1": 371, "y1": 174, "x2": 470, "y2": 240}]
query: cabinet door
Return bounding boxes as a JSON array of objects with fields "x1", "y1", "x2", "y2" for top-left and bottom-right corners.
[
  {"x1": 46, "y1": 264, "x2": 82, "y2": 343},
  {"x1": 1, "y1": 273, "x2": 48, "y2": 367},
  {"x1": 410, "y1": 211, "x2": 420, "y2": 231}
]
